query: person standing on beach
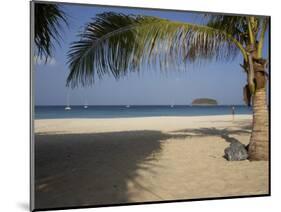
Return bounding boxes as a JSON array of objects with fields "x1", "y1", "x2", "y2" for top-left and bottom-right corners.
[{"x1": 232, "y1": 106, "x2": 235, "y2": 120}]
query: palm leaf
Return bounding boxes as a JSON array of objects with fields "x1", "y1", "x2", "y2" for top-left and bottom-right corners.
[
  {"x1": 206, "y1": 15, "x2": 249, "y2": 45},
  {"x1": 34, "y1": 3, "x2": 68, "y2": 60},
  {"x1": 67, "y1": 12, "x2": 246, "y2": 87},
  {"x1": 206, "y1": 15, "x2": 267, "y2": 48}
]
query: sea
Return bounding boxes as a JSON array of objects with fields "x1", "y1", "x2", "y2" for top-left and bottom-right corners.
[{"x1": 34, "y1": 105, "x2": 252, "y2": 119}]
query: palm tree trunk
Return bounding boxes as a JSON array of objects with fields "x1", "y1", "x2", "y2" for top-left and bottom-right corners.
[{"x1": 248, "y1": 87, "x2": 269, "y2": 160}]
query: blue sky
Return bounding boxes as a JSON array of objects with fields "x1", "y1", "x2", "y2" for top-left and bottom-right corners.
[{"x1": 34, "y1": 3, "x2": 269, "y2": 106}]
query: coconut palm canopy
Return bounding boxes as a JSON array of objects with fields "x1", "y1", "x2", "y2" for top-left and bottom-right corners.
[
  {"x1": 36, "y1": 6, "x2": 262, "y2": 107},
  {"x1": 66, "y1": 12, "x2": 268, "y2": 87}
]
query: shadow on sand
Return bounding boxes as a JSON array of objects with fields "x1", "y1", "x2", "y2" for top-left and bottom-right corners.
[
  {"x1": 34, "y1": 125, "x2": 252, "y2": 209},
  {"x1": 172, "y1": 126, "x2": 251, "y2": 144},
  {"x1": 34, "y1": 130, "x2": 186, "y2": 209}
]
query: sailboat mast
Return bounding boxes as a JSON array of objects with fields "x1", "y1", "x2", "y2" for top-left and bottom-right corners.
[{"x1": 66, "y1": 92, "x2": 70, "y2": 107}]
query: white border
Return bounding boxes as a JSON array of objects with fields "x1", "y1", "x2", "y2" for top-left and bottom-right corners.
[{"x1": 1, "y1": 0, "x2": 280, "y2": 211}]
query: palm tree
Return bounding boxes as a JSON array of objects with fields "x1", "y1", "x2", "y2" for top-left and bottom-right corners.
[
  {"x1": 67, "y1": 12, "x2": 269, "y2": 161},
  {"x1": 34, "y1": 3, "x2": 68, "y2": 60}
]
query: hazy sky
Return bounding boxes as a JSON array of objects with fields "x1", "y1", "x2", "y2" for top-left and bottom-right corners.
[{"x1": 34, "y1": 3, "x2": 269, "y2": 106}]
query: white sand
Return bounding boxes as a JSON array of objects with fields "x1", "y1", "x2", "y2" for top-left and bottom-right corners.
[{"x1": 34, "y1": 115, "x2": 269, "y2": 208}]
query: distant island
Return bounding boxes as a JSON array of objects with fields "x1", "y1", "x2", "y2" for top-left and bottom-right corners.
[{"x1": 192, "y1": 98, "x2": 218, "y2": 106}]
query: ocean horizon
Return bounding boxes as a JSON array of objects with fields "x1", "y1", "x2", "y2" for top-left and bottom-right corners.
[{"x1": 34, "y1": 105, "x2": 252, "y2": 119}]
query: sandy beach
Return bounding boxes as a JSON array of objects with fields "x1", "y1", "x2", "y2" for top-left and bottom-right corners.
[{"x1": 34, "y1": 115, "x2": 269, "y2": 209}]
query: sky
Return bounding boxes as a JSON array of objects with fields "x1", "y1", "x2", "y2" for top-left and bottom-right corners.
[{"x1": 34, "y1": 3, "x2": 269, "y2": 106}]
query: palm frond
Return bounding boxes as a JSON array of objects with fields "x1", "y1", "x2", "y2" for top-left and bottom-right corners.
[
  {"x1": 67, "y1": 12, "x2": 245, "y2": 87},
  {"x1": 206, "y1": 15, "x2": 268, "y2": 47},
  {"x1": 206, "y1": 15, "x2": 249, "y2": 45},
  {"x1": 257, "y1": 17, "x2": 269, "y2": 58},
  {"x1": 34, "y1": 3, "x2": 68, "y2": 60}
]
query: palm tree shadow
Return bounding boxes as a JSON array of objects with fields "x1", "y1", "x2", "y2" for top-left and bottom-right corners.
[
  {"x1": 172, "y1": 126, "x2": 251, "y2": 144},
  {"x1": 172, "y1": 127, "x2": 252, "y2": 160},
  {"x1": 34, "y1": 130, "x2": 187, "y2": 210}
]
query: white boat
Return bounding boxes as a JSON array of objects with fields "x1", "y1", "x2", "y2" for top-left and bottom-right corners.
[
  {"x1": 65, "y1": 92, "x2": 71, "y2": 110},
  {"x1": 126, "y1": 105, "x2": 130, "y2": 108},
  {"x1": 170, "y1": 104, "x2": 174, "y2": 108},
  {"x1": 65, "y1": 106, "x2": 71, "y2": 110},
  {"x1": 84, "y1": 93, "x2": 88, "y2": 109}
]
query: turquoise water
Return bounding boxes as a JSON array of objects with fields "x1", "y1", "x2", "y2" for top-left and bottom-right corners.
[{"x1": 34, "y1": 105, "x2": 252, "y2": 119}]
